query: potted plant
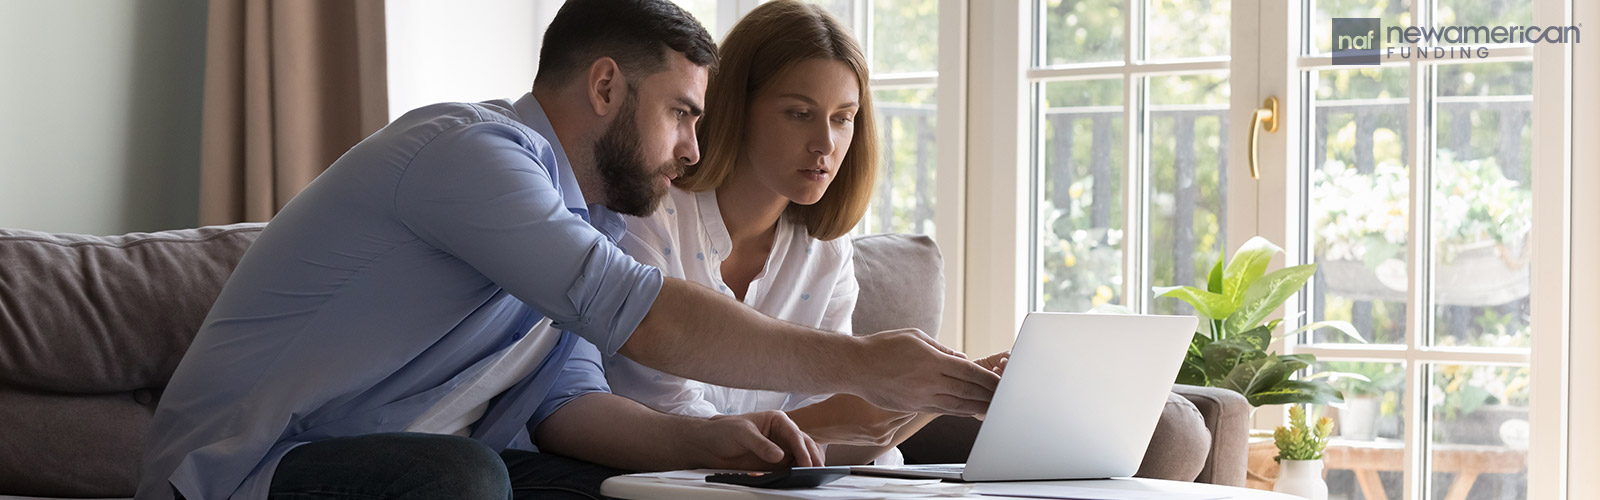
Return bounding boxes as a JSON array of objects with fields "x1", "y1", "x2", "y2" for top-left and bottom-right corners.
[
  {"x1": 1273, "y1": 405, "x2": 1333, "y2": 500},
  {"x1": 1431, "y1": 365, "x2": 1531, "y2": 447},
  {"x1": 1153, "y1": 237, "x2": 1364, "y2": 407},
  {"x1": 1323, "y1": 361, "x2": 1403, "y2": 441}
]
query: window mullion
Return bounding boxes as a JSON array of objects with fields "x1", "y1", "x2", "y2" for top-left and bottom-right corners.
[
  {"x1": 1247, "y1": 0, "x2": 1299, "y2": 436},
  {"x1": 1119, "y1": 0, "x2": 1145, "y2": 315},
  {"x1": 934, "y1": 0, "x2": 969, "y2": 353},
  {"x1": 1402, "y1": 1, "x2": 1433, "y2": 498},
  {"x1": 962, "y1": 0, "x2": 1031, "y2": 355}
]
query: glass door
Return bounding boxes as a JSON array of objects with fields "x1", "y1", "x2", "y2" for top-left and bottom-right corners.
[{"x1": 1255, "y1": 0, "x2": 1572, "y2": 498}]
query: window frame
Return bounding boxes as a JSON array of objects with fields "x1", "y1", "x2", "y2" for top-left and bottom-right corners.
[
  {"x1": 1568, "y1": 2, "x2": 1600, "y2": 495},
  {"x1": 1249, "y1": 1, "x2": 1570, "y2": 499}
]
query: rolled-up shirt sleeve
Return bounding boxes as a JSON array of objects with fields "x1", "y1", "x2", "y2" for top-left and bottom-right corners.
[
  {"x1": 608, "y1": 209, "x2": 721, "y2": 418},
  {"x1": 394, "y1": 120, "x2": 661, "y2": 355},
  {"x1": 529, "y1": 334, "x2": 611, "y2": 432}
]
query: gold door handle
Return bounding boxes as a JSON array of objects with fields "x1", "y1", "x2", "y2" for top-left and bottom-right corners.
[{"x1": 1248, "y1": 96, "x2": 1280, "y2": 180}]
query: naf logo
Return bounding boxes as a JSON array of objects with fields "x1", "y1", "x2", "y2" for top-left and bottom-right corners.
[{"x1": 1333, "y1": 18, "x2": 1381, "y2": 65}]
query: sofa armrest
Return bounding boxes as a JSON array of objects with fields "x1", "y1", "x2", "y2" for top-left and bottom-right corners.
[
  {"x1": 1171, "y1": 384, "x2": 1251, "y2": 486},
  {"x1": 898, "y1": 384, "x2": 1251, "y2": 486}
]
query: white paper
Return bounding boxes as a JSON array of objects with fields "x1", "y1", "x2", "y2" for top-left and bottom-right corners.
[
  {"x1": 624, "y1": 470, "x2": 975, "y2": 499},
  {"x1": 621, "y1": 471, "x2": 1235, "y2": 500},
  {"x1": 974, "y1": 482, "x2": 1230, "y2": 500}
]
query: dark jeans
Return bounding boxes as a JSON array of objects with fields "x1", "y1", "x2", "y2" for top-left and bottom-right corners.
[{"x1": 265, "y1": 432, "x2": 629, "y2": 500}]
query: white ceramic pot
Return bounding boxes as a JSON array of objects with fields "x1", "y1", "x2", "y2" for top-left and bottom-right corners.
[
  {"x1": 1273, "y1": 459, "x2": 1329, "y2": 500},
  {"x1": 1339, "y1": 395, "x2": 1380, "y2": 441}
]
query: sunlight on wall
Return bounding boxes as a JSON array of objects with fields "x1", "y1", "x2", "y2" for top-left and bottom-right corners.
[
  {"x1": 0, "y1": 0, "x2": 205, "y2": 234},
  {"x1": 386, "y1": 0, "x2": 560, "y2": 121}
]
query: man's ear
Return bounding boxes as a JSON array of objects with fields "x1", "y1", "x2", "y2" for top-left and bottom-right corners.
[{"x1": 586, "y1": 57, "x2": 626, "y2": 117}]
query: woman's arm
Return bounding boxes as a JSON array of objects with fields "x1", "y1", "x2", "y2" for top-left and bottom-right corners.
[
  {"x1": 825, "y1": 413, "x2": 939, "y2": 465},
  {"x1": 785, "y1": 394, "x2": 917, "y2": 447},
  {"x1": 537, "y1": 392, "x2": 825, "y2": 471}
]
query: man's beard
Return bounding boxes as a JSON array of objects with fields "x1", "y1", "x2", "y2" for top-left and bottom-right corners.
[{"x1": 592, "y1": 94, "x2": 677, "y2": 217}]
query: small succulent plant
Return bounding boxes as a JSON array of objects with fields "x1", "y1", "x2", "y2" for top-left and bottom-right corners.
[{"x1": 1274, "y1": 405, "x2": 1335, "y2": 462}]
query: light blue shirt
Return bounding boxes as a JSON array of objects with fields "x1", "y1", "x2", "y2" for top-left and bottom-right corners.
[{"x1": 136, "y1": 94, "x2": 663, "y2": 500}]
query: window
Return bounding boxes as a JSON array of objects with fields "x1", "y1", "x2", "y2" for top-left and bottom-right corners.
[
  {"x1": 1029, "y1": 0, "x2": 1235, "y2": 315},
  {"x1": 969, "y1": 0, "x2": 1584, "y2": 497},
  {"x1": 1293, "y1": 2, "x2": 1546, "y2": 499}
]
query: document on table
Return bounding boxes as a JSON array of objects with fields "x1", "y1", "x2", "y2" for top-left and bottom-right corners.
[
  {"x1": 627, "y1": 470, "x2": 975, "y2": 499},
  {"x1": 973, "y1": 482, "x2": 1231, "y2": 500}
]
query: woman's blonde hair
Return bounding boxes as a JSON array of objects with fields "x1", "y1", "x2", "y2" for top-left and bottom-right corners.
[{"x1": 674, "y1": 0, "x2": 877, "y2": 241}]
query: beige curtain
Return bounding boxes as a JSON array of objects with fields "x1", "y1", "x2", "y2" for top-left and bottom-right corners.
[{"x1": 199, "y1": 0, "x2": 388, "y2": 225}]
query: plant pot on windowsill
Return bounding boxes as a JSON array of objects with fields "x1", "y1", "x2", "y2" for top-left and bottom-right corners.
[
  {"x1": 1273, "y1": 460, "x2": 1329, "y2": 500},
  {"x1": 1336, "y1": 395, "x2": 1381, "y2": 442},
  {"x1": 1320, "y1": 238, "x2": 1530, "y2": 306},
  {"x1": 1434, "y1": 404, "x2": 1530, "y2": 448}
]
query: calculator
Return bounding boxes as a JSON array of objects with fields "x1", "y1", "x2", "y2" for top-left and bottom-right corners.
[{"x1": 705, "y1": 467, "x2": 852, "y2": 489}]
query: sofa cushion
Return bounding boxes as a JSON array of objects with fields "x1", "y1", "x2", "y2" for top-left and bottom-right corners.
[
  {"x1": 1135, "y1": 391, "x2": 1211, "y2": 481},
  {"x1": 0, "y1": 223, "x2": 265, "y2": 393},
  {"x1": 849, "y1": 234, "x2": 943, "y2": 337},
  {"x1": 901, "y1": 388, "x2": 1214, "y2": 482},
  {"x1": 0, "y1": 223, "x2": 264, "y2": 497}
]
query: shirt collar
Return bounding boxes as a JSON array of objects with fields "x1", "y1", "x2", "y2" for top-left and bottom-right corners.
[
  {"x1": 512, "y1": 93, "x2": 585, "y2": 214},
  {"x1": 512, "y1": 93, "x2": 628, "y2": 243},
  {"x1": 695, "y1": 190, "x2": 733, "y2": 261}
]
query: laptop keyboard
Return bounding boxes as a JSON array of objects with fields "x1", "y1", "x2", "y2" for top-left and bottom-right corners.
[{"x1": 897, "y1": 465, "x2": 965, "y2": 473}]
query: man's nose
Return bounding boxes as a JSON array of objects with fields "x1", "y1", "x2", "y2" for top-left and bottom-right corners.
[{"x1": 677, "y1": 129, "x2": 701, "y2": 166}]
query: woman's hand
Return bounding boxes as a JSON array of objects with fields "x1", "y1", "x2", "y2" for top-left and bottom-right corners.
[
  {"x1": 684, "y1": 410, "x2": 825, "y2": 470},
  {"x1": 972, "y1": 350, "x2": 1010, "y2": 421},
  {"x1": 976, "y1": 350, "x2": 1011, "y2": 376},
  {"x1": 786, "y1": 395, "x2": 919, "y2": 447}
]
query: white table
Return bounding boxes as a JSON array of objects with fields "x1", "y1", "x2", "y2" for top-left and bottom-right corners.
[{"x1": 601, "y1": 471, "x2": 1305, "y2": 500}]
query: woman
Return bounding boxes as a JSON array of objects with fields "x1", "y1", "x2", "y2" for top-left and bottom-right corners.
[{"x1": 607, "y1": 0, "x2": 1004, "y2": 465}]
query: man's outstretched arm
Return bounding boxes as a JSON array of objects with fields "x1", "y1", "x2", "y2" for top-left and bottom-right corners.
[
  {"x1": 619, "y1": 278, "x2": 1001, "y2": 416},
  {"x1": 390, "y1": 128, "x2": 995, "y2": 417}
]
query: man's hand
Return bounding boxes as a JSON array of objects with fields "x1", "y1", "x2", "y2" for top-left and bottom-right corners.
[
  {"x1": 786, "y1": 395, "x2": 918, "y2": 447},
  {"x1": 845, "y1": 329, "x2": 1001, "y2": 416},
  {"x1": 681, "y1": 411, "x2": 825, "y2": 470}
]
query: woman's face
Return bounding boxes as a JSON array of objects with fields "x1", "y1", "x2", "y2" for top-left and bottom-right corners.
[{"x1": 738, "y1": 58, "x2": 860, "y2": 206}]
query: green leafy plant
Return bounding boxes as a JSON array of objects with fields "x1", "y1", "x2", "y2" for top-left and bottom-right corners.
[
  {"x1": 1155, "y1": 237, "x2": 1365, "y2": 406},
  {"x1": 1274, "y1": 405, "x2": 1335, "y2": 462},
  {"x1": 1324, "y1": 361, "x2": 1402, "y2": 400}
]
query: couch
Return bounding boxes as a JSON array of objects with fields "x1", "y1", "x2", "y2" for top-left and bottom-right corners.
[{"x1": 0, "y1": 224, "x2": 1248, "y2": 498}]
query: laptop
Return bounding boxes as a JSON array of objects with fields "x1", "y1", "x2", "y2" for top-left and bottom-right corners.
[{"x1": 852, "y1": 312, "x2": 1198, "y2": 482}]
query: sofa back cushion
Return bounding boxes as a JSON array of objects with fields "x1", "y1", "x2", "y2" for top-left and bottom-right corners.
[
  {"x1": 0, "y1": 223, "x2": 264, "y2": 497},
  {"x1": 849, "y1": 234, "x2": 944, "y2": 337}
]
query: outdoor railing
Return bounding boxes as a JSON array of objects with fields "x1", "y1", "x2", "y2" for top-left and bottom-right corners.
[{"x1": 872, "y1": 98, "x2": 1531, "y2": 341}]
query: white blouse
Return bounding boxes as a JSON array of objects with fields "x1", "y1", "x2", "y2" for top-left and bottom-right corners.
[{"x1": 607, "y1": 187, "x2": 858, "y2": 417}]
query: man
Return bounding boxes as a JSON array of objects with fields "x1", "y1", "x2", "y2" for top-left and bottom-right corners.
[{"x1": 136, "y1": 1, "x2": 998, "y2": 499}]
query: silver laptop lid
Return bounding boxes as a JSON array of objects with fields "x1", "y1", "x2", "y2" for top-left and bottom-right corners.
[{"x1": 963, "y1": 312, "x2": 1197, "y2": 481}]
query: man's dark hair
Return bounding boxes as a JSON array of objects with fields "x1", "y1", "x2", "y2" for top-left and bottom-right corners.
[{"x1": 534, "y1": 0, "x2": 718, "y2": 90}]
